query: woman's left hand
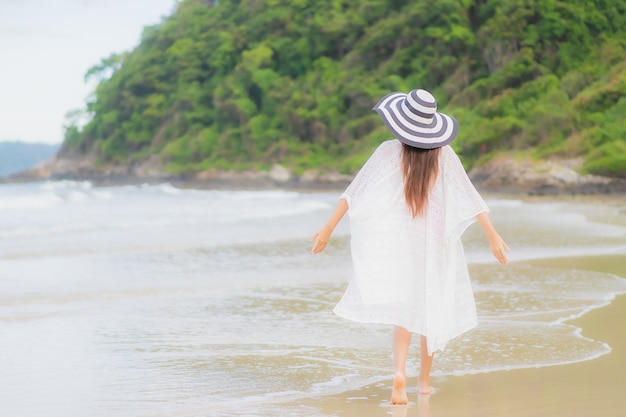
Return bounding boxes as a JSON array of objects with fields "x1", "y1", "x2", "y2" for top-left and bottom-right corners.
[
  {"x1": 310, "y1": 227, "x2": 332, "y2": 254},
  {"x1": 489, "y1": 234, "x2": 510, "y2": 265}
]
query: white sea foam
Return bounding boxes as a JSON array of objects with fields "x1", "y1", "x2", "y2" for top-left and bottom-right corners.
[
  {"x1": 40, "y1": 180, "x2": 93, "y2": 191},
  {"x1": 0, "y1": 192, "x2": 63, "y2": 209},
  {"x1": 0, "y1": 219, "x2": 181, "y2": 239},
  {"x1": 0, "y1": 181, "x2": 113, "y2": 210},
  {"x1": 466, "y1": 244, "x2": 626, "y2": 264},
  {"x1": 142, "y1": 182, "x2": 181, "y2": 195},
  {"x1": 484, "y1": 198, "x2": 524, "y2": 208}
]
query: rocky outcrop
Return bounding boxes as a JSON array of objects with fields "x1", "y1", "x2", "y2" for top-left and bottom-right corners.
[
  {"x1": 10, "y1": 152, "x2": 170, "y2": 184},
  {"x1": 469, "y1": 156, "x2": 626, "y2": 195},
  {"x1": 190, "y1": 164, "x2": 352, "y2": 190},
  {"x1": 10, "y1": 153, "x2": 352, "y2": 191}
]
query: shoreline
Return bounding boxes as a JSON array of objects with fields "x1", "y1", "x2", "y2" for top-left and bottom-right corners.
[
  {"x1": 293, "y1": 254, "x2": 626, "y2": 416},
  {"x1": 1, "y1": 171, "x2": 353, "y2": 193},
  {"x1": 3, "y1": 174, "x2": 626, "y2": 196},
  {"x1": 4, "y1": 152, "x2": 626, "y2": 195}
]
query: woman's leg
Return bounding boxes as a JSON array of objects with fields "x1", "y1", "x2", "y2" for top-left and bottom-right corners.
[
  {"x1": 391, "y1": 326, "x2": 411, "y2": 404},
  {"x1": 418, "y1": 335, "x2": 434, "y2": 394}
]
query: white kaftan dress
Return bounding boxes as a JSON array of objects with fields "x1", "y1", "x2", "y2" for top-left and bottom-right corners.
[{"x1": 333, "y1": 140, "x2": 489, "y2": 355}]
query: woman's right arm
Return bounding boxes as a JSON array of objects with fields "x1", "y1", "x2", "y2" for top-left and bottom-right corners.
[{"x1": 310, "y1": 198, "x2": 348, "y2": 254}]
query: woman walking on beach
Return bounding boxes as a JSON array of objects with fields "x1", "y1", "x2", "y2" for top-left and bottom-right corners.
[{"x1": 310, "y1": 89, "x2": 509, "y2": 404}]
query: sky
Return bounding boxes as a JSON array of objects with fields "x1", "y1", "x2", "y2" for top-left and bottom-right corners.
[{"x1": 0, "y1": 0, "x2": 177, "y2": 145}]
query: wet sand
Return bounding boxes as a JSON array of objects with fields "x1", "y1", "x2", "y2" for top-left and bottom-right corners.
[{"x1": 296, "y1": 254, "x2": 626, "y2": 417}]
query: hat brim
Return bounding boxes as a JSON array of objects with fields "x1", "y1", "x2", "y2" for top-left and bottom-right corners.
[{"x1": 373, "y1": 92, "x2": 459, "y2": 149}]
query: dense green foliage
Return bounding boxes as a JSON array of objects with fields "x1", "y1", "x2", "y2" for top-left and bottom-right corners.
[
  {"x1": 64, "y1": 0, "x2": 626, "y2": 177},
  {"x1": 0, "y1": 142, "x2": 60, "y2": 177}
]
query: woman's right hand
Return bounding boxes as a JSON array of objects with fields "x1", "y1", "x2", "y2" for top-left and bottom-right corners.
[{"x1": 310, "y1": 199, "x2": 348, "y2": 255}]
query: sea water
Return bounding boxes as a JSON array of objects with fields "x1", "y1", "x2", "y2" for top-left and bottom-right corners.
[{"x1": 0, "y1": 181, "x2": 625, "y2": 417}]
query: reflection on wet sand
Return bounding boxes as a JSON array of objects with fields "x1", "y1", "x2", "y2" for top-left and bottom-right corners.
[
  {"x1": 389, "y1": 393, "x2": 430, "y2": 417},
  {"x1": 417, "y1": 395, "x2": 431, "y2": 417},
  {"x1": 390, "y1": 405, "x2": 409, "y2": 417}
]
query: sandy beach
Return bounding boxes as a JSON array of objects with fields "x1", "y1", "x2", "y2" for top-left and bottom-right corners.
[{"x1": 294, "y1": 254, "x2": 626, "y2": 417}]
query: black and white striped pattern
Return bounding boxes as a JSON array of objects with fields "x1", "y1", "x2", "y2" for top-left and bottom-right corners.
[{"x1": 372, "y1": 89, "x2": 459, "y2": 149}]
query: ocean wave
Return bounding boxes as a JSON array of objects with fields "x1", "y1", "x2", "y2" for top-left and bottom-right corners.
[
  {"x1": 0, "y1": 181, "x2": 191, "y2": 211},
  {"x1": 40, "y1": 180, "x2": 93, "y2": 191},
  {"x1": 465, "y1": 244, "x2": 626, "y2": 265},
  {"x1": 0, "y1": 192, "x2": 63, "y2": 210},
  {"x1": 484, "y1": 198, "x2": 524, "y2": 208},
  {"x1": 224, "y1": 190, "x2": 300, "y2": 200},
  {"x1": 0, "y1": 219, "x2": 181, "y2": 240},
  {"x1": 140, "y1": 182, "x2": 182, "y2": 195},
  {"x1": 0, "y1": 181, "x2": 114, "y2": 210}
]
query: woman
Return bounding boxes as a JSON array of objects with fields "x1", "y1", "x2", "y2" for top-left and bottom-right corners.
[{"x1": 310, "y1": 89, "x2": 509, "y2": 404}]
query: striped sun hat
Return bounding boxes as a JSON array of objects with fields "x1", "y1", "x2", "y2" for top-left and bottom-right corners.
[{"x1": 372, "y1": 89, "x2": 459, "y2": 149}]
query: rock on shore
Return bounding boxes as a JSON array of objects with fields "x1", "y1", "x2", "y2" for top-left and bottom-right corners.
[{"x1": 469, "y1": 155, "x2": 626, "y2": 195}]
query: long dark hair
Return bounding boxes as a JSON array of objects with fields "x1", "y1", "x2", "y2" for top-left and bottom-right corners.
[{"x1": 401, "y1": 143, "x2": 441, "y2": 217}]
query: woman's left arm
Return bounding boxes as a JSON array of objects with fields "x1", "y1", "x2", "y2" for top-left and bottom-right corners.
[{"x1": 477, "y1": 212, "x2": 510, "y2": 265}]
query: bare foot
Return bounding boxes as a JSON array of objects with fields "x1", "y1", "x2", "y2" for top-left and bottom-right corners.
[
  {"x1": 418, "y1": 377, "x2": 432, "y2": 395},
  {"x1": 390, "y1": 372, "x2": 408, "y2": 404}
]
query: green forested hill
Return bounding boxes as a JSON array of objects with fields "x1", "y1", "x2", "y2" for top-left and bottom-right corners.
[{"x1": 62, "y1": 0, "x2": 626, "y2": 178}]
